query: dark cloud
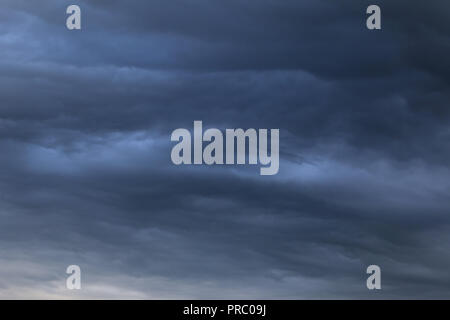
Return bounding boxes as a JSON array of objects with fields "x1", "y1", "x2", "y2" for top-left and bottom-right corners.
[{"x1": 0, "y1": 0, "x2": 449, "y2": 298}]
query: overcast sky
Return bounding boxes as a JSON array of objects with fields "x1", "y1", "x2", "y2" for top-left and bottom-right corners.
[{"x1": 0, "y1": 0, "x2": 450, "y2": 299}]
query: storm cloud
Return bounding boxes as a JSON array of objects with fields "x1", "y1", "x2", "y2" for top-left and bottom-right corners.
[{"x1": 0, "y1": 0, "x2": 449, "y2": 298}]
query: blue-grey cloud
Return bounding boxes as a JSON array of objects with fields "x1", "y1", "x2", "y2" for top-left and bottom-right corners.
[{"x1": 0, "y1": 0, "x2": 449, "y2": 299}]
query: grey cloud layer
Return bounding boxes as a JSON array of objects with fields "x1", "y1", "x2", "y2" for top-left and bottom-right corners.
[{"x1": 0, "y1": 0, "x2": 449, "y2": 298}]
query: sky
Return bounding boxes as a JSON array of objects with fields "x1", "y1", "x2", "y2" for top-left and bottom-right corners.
[{"x1": 0, "y1": 0, "x2": 450, "y2": 299}]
